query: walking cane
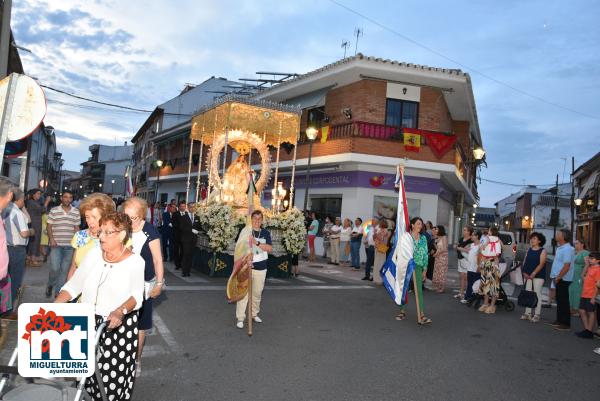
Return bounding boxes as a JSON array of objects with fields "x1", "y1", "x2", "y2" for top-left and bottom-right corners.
[
  {"x1": 247, "y1": 263, "x2": 253, "y2": 337},
  {"x1": 412, "y1": 270, "x2": 422, "y2": 324}
]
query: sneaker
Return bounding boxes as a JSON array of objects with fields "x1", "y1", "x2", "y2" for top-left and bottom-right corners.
[
  {"x1": 594, "y1": 347, "x2": 600, "y2": 355},
  {"x1": 453, "y1": 294, "x2": 462, "y2": 299},
  {"x1": 236, "y1": 321, "x2": 244, "y2": 329},
  {"x1": 530, "y1": 315, "x2": 540, "y2": 323},
  {"x1": 575, "y1": 330, "x2": 593, "y2": 339},
  {"x1": 520, "y1": 313, "x2": 531, "y2": 321},
  {"x1": 460, "y1": 299, "x2": 469, "y2": 304},
  {"x1": 253, "y1": 316, "x2": 262, "y2": 323},
  {"x1": 45, "y1": 286, "x2": 52, "y2": 298},
  {"x1": 361, "y1": 276, "x2": 370, "y2": 281}
]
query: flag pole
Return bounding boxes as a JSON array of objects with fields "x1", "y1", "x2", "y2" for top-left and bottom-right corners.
[
  {"x1": 247, "y1": 259, "x2": 253, "y2": 337},
  {"x1": 412, "y1": 271, "x2": 422, "y2": 323}
]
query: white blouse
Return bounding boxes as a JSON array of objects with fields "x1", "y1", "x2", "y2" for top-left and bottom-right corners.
[
  {"x1": 61, "y1": 247, "x2": 145, "y2": 318},
  {"x1": 339, "y1": 227, "x2": 352, "y2": 242}
]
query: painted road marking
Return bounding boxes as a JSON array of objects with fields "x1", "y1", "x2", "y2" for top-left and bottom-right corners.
[
  {"x1": 153, "y1": 311, "x2": 182, "y2": 354},
  {"x1": 166, "y1": 285, "x2": 373, "y2": 291},
  {"x1": 295, "y1": 275, "x2": 325, "y2": 284},
  {"x1": 266, "y1": 278, "x2": 289, "y2": 284}
]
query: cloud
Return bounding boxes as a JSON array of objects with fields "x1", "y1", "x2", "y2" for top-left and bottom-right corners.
[
  {"x1": 11, "y1": 0, "x2": 600, "y2": 206},
  {"x1": 55, "y1": 136, "x2": 81, "y2": 148}
]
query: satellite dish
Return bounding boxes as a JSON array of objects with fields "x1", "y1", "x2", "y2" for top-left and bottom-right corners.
[{"x1": 0, "y1": 73, "x2": 46, "y2": 142}]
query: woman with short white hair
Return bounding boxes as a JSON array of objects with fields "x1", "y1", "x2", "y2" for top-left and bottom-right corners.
[{"x1": 122, "y1": 196, "x2": 164, "y2": 377}]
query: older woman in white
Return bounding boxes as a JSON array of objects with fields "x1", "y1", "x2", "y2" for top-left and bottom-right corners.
[{"x1": 56, "y1": 212, "x2": 144, "y2": 401}]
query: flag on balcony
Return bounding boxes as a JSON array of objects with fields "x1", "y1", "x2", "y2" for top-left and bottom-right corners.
[
  {"x1": 422, "y1": 131, "x2": 457, "y2": 159},
  {"x1": 403, "y1": 129, "x2": 421, "y2": 152},
  {"x1": 320, "y1": 125, "x2": 330, "y2": 143}
]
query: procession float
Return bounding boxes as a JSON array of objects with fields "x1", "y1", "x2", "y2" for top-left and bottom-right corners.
[{"x1": 184, "y1": 95, "x2": 306, "y2": 278}]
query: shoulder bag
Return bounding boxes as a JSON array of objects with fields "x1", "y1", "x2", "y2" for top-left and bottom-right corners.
[{"x1": 517, "y1": 279, "x2": 538, "y2": 308}]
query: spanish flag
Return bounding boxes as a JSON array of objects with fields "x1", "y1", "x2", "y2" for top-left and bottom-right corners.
[
  {"x1": 403, "y1": 130, "x2": 421, "y2": 152},
  {"x1": 320, "y1": 125, "x2": 329, "y2": 143}
]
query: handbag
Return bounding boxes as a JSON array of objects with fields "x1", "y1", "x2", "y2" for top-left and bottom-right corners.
[
  {"x1": 144, "y1": 277, "x2": 157, "y2": 300},
  {"x1": 517, "y1": 279, "x2": 538, "y2": 308}
]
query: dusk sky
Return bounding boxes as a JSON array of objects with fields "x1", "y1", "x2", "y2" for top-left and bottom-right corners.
[{"x1": 11, "y1": 0, "x2": 600, "y2": 206}]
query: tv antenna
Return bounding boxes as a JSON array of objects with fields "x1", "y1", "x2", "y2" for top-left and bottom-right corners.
[
  {"x1": 341, "y1": 40, "x2": 350, "y2": 58},
  {"x1": 354, "y1": 27, "x2": 363, "y2": 55}
]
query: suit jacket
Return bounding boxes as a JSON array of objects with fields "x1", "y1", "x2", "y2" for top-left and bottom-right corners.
[
  {"x1": 161, "y1": 211, "x2": 173, "y2": 234},
  {"x1": 172, "y1": 211, "x2": 200, "y2": 243}
]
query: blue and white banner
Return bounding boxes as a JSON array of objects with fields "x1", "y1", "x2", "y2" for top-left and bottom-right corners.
[{"x1": 381, "y1": 167, "x2": 415, "y2": 305}]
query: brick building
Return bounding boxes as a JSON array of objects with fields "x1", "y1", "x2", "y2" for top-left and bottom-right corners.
[
  {"x1": 132, "y1": 55, "x2": 486, "y2": 247},
  {"x1": 252, "y1": 54, "x2": 485, "y2": 244}
]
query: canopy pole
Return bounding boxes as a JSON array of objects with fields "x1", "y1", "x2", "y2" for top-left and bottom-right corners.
[
  {"x1": 195, "y1": 139, "x2": 204, "y2": 203},
  {"x1": 272, "y1": 123, "x2": 282, "y2": 214},
  {"x1": 221, "y1": 127, "x2": 229, "y2": 179},
  {"x1": 185, "y1": 137, "x2": 194, "y2": 204},
  {"x1": 207, "y1": 114, "x2": 218, "y2": 200},
  {"x1": 289, "y1": 132, "x2": 299, "y2": 209}
]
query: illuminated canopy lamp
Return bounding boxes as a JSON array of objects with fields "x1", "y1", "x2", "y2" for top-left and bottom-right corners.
[
  {"x1": 473, "y1": 204, "x2": 478, "y2": 209},
  {"x1": 574, "y1": 198, "x2": 583, "y2": 206},
  {"x1": 154, "y1": 160, "x2": 164, "y2": 169},
  {"x1": 524, "y1": 216, "x2": 529, "y2": 221},
  {"x1": 504, "y1": 220, "x2": 509, "y2": 225}
]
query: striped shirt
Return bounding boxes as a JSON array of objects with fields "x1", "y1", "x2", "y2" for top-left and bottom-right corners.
[
  {"x1": 4, "y1": 203, "x2": 29, "y2": 246},
  {"x1": 47, "y1": 205, "x2": 80, "y2": 246}
]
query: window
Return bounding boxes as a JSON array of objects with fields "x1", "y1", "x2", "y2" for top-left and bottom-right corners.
[
  {"x1": 385, "y1": 99, "x2": 418, "y2": 128},
  {"x1": 310, "y1": 196, "x2": 342, "y2": 220},
  {"x1": 307, "y1": 106, "x2": 325, "y2": 127}
]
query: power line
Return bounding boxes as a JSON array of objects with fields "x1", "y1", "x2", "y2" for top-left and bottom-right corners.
[
  {"x1": 328, "y1": 0, "x2": 600, "y2": 122},
  {"x1": 480, "y1": 178, "x2": 568, "y2": 187},
  {"x1": 41, "y1": 84, "x2": 193, "y2": 116}
]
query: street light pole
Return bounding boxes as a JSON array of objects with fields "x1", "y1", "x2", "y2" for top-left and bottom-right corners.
[{"x1": 302, "y1": 128, "x2": 318, "y2": 211}]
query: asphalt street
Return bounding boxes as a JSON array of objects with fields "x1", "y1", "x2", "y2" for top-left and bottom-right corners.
[{"x1": 2, "y1": 258, "x2": 599, "y2": 401}]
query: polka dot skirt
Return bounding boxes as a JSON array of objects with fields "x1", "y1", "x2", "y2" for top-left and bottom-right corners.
[{"x1": 86, "y1": 313, "x2": 139, "y2": 401}]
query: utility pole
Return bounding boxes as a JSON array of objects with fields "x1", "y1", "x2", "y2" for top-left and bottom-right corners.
[
  {"x1": 552, "y1": 174, "x2": 558, "y2": 254},
  {"x1": 0, "y1": 0, "x2": 12, "y2": 79}
]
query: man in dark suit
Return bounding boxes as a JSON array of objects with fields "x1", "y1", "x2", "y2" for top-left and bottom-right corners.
[
  {"x1": 171, "y1": 201, "x2": 187, "y2": 270},
  {"x1": 160, "y1": 204, "x2": 175, "y2": 262},
  {"x1": 173, "y1": 201, "x2": 200, "y2": 277}
]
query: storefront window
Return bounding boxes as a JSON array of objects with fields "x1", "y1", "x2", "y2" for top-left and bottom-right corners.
[
  {"x1": 385, "y1": 99, "x2": 418, "y2": 128},
  {"x1": 310, "y1": 196, "x2": 342, "y2": 220}
]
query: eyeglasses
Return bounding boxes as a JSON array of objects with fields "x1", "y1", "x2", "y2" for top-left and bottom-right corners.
[
  {"x1": 98, "y1": 229, "x2": 123, "y2": 237},
  {"x1": 129, "y1": 215, "x2": 141, "y2": 221}
]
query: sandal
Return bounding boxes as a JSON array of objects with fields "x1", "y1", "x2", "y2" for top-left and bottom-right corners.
[
  {"x1": 395, "y1": 312, "x2": 406, "y2": 321},
  {"x1": 418, "y1": 316, "x2": 432, "y2": 325}
]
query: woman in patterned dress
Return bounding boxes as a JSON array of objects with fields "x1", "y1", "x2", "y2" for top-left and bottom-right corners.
[
  {"x1": 431, "y1": 225, "x2": 449, "y2": 293},
  {"x1": 395, "y1": 217, "x2": 431, "y2": 324},
  {"x1": 478, "y1": 227, "x2": 503, "y2": 314},
  {"x1": 56, "y1": 212, "x2": 144, "y2": 401},
  {"x1": 66, "y1": 193, "x2": 115, "y2": 281}
]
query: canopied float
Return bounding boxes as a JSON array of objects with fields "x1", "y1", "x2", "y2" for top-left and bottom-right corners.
[{"x1": 184, "y1": 95, "x2": 307, "y2": 277}]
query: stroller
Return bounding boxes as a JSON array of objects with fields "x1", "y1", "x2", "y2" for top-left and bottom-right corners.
[
  {"x1": 0, "y1": 322, "x2": 108, "y2": 401},
  {"x1": 466, "y1": 259, "x2": 518, "y2": 312}
]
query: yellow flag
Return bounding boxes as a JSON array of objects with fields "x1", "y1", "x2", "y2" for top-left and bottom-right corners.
[
  {"x1": 320, "y1": 126, "x2": 329, "y2": 143},
  {"x1": 403, "y1": 132, "x2": 421, "y2": 152}
]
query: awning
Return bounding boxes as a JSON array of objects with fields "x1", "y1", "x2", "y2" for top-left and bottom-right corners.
[
  {"x1": 579, "y1": 171, "x2": 599, "y2": 199},
  {"x1": 283, "y1": 86, "x2": 332, "y2": 110}
]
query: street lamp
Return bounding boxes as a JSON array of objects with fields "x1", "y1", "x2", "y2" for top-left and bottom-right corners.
[
  {"x1": 99, "y1": 183, "x2": 103, "y2": 192},
  {"x1": 154, "y1": 160, "x2": 163, "y2": 203},
  {"x1": 302, "y1": 127, "x2": 319, "y2": 211},
  {"x1": 472, "y1": 147, "x2": 485, "y2": 161},
  {"x1": 111, "y1": 179, "x2": 115, "y2": 194},
  {"x1": 574, "y1": 198, "x2": 583, "y2": 206}
]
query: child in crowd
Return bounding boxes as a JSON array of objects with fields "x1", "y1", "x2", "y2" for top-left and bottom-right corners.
[
  {"x1": 463, "y1": 230, "x2": 482, "y2": 303},
  {"x1": 576, "y1": 252, "x2": 600, "y2": 339}
]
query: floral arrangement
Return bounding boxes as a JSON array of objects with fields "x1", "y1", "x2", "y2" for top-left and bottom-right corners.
[
  {"x1": 265, "y1": 207, "x2": 307, "y2": 255},
  {"x1": 196, "y1": 204, "x2": 245, "y2": 252}
]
